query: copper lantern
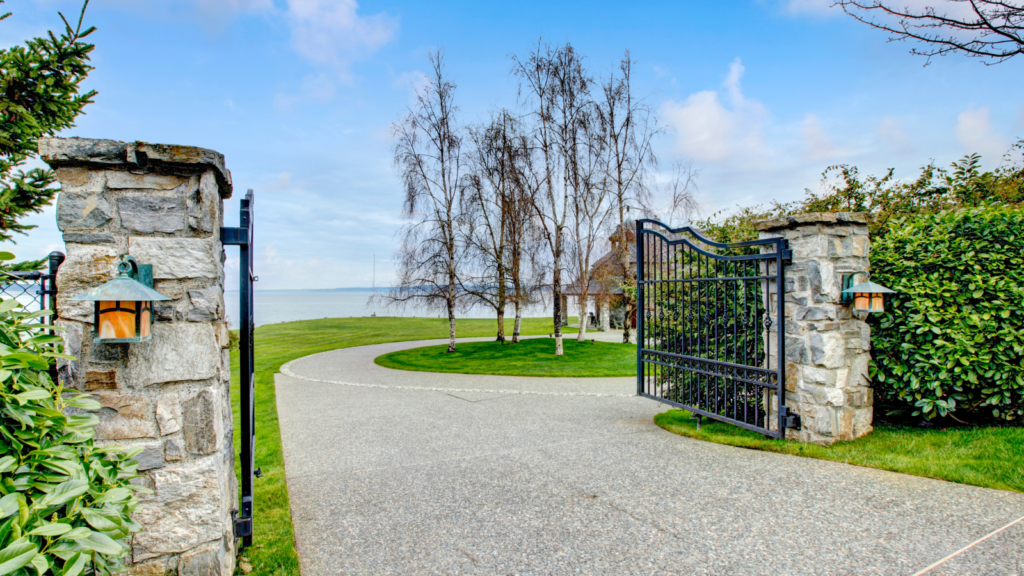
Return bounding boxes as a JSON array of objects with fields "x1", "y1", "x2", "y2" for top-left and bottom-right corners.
[
  {"x1": 71, "y1": 256, "x2": 171, "y2": 343},
  {"x1": 841, "y1": 271, "x2": 895, "y2": 314}
]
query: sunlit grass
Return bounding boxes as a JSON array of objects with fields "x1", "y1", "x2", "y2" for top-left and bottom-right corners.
[
  {"x1": 655, "y1": 409, "x2": 1024, "y2": 492},
  {"x1": 374, "y1": 337, "x2": 635, "y2": 377}
]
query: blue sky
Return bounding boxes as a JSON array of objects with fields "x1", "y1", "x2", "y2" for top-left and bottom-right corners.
[{"x1": 3, "y1": 0, "x2": 1022, "y2": 289}]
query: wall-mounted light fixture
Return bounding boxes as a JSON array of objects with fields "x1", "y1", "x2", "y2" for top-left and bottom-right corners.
[
  {"x1": 841, "y1": 271, "x2": 895, "y2": 314},
  {"x1": 71, "y1": 256, "x2": 170, "y2": 343}
]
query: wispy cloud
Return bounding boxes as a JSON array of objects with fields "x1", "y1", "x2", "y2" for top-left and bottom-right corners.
[
  {"x1": 274, "y1": 73, "x2": 337, "y2": 112},
  {"x1": 955, "y1": 107, "x2": 1009, "y2": 162},
  {"x1": 877, "y1": 116, "x2": 913, "y2": 153},
  {"x1": 660, "y1": 58, "x2": 767, "y2": 164},
  {"x1": 285, "y1": 0, "x2": 398, "y2": 78},
  {"x1": 800, "y1": 114, "x2": 838, "y2": 159}
]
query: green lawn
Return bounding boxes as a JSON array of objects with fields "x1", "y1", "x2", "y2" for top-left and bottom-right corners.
[
  {"x1": 374, "y1": 337, "x2": 636, "y2": 377},
  {"x1": 229, "y1": 317, "x2": 572, "y2": 576},
  {"x1": 655, "y1": 409, "x2": 1024, "y2": 492}
]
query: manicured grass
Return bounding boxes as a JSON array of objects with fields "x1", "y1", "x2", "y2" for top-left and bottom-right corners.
[
  {"x1": 229, "y1": 317, "x2": 573, "y2": 576},
  {"x1": 374, "y1": 337, "x2": 636, "y2": 377},
  {"x1": 655, "y1": 409, "x2": 1024, "y2": 493}
]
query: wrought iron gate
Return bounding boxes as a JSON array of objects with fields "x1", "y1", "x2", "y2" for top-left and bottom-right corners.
[
  {"x1": 636, "y1": 219, "x2": 799, "y2": 438},
  {"x1": 222, "y1": 190, "x2": 257, "y2": 547}
]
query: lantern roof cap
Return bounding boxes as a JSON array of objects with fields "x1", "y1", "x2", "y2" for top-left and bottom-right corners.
[
  {"x1": 842, "y1": 280, "x2": 895, "y2": 295},
  {"x1": 70, "y1": 276, "x2": 171, "y2": 302}
]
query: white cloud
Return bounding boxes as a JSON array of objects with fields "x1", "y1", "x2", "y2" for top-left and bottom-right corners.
[
  {"x1": 800, "y1": 114, "x2": 838, "y2": 159},
  {"x1": 393, "y1": 70, "x2": 430, "y2": 98},
  {"x1": 286, "y1": 0, "x2": 397, "y2": 78},
  {"x1": 877, "y1": 116, "x2": 912, "y2": 152},
  {"x1": 955, "y1": 107, "x2": 1009, "y2": 161},
  {"x1": 274, "y1": 73, "x2": 337, "y2": 111},
  {"x1": 660, "y1": 58, "x2": 767, "y2": 164}
]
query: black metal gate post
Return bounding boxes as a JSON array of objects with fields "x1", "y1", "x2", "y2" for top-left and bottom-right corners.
[
  {"x1": 635, "y1": 219, "x2": 799, "y2": 438},
  {"x1": 222, "y1": 190, "x2": 256, "y2": 547}
]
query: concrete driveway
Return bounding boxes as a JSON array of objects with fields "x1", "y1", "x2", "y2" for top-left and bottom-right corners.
[{"x1": 275, "y1": 337, "x2": 1024, "y2": 576}]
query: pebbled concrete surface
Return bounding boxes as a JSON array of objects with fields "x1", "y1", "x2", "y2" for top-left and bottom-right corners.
[{"x1": 276, "y1": 337, "x2": 1024, "y2": 576}]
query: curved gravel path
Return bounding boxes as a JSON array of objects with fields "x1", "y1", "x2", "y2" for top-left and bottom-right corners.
[{"x1": 276, "y1": 337, "x2": 1024, "y2": 576}]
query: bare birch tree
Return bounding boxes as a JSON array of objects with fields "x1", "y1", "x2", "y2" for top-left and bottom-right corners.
[
  {"x1": 597, "y1": 53, "x2": 659, "y2": 344},
  {"x1": 389, "y1": 50, "x2": 466, "y2": 353},
  {"x1": 463, "y1": 110, "x2": 520, "y2": 342},
  {"x1": 567, "y1": 102, "x2": 609, "y2": 342},
  {"x1": 513, "y1": 41, "x2": 568, "y2": 356}
]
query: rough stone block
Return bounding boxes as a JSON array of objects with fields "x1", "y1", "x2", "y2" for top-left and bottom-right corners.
[
  {"x1": 188, "y1": 171, "x2": 218, "y2": 233},
  {"x1": 90, "y1": 341, "x2": 127, "y2": 363},
  {"x1": 177, "y1": 542, "x2": 226, "y2": 576},
  {"x1": 809, "y1": 332, "x2": 844, "y2": 368},
  {"x1": 85, "y1": 370, "x2": 117, "y2": 390},
  {"x1": 125, "y1": 557, "x2": 167, "y2": 576},
  {"x1": 802, "y1": 366, "x2": 836, "y2": 386},
  {"x1": 54, "y1": 167, "x2": 105, "y2": 193},
  {"x1": 130, "y1": 238, "x2": 216, "y2": 279},
  {"x1": 132, "y1": 458, "x2": 226, "y2": 561},
  {"x1": 215, "y1": 323, "x2": 230, "y2": 349},
  {"x1": 119, "y1": 196, "x2": 186, "y2": 233},
  {"x1": 57, "y1": 193, "x2": 113, "y2": 231},
  {"x1": 221, "y1": 350, "x2": 230, "y2": 383},
  {"x1": 183, "y1": 388, "x2": 224, "y2": 455},
  {"x1": 136, "y1": 442, "x2": 166, "y2": 471},
  {"x1": 853, "y1": 406, "x2": 873, "y2": 438},
  {"x1": 92, "y1": 391, "x2": 157, "y2": 440},
  {"x1": 164, "y1": 437, "x2": 185, "y2": 461},
  {"x1": 188, "y1": 287, "x2": 222, "y2": 322},
  {"x1": 126, "y1": 323, "x2": 219, "y2": 386},
  {"x1": 156, "y1": 393, "x2": 182, "y2": 435},
  {"x1": 64, "y1": 232, "x2": 117, "y2": 244},
  {"x1": 785, "y1": 336, "x2": 808, "y2": 363},
  {"x1": 796, "y1": 306, "x2": 835, "y2": 321},
  {"x1": 56, "y1": 245, "x2": 119, "y2": 321},
  {"x1": 106, "y1": 171, "x2": 187, "y2": 190}
]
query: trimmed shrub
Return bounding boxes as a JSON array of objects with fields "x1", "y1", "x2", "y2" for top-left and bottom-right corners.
[
  {"x1": 0, "y1": 299, "x2": 145, "y2": 576},
  {"x1": 870, "y1": 205, "x2": 1024, "y2": 423}
]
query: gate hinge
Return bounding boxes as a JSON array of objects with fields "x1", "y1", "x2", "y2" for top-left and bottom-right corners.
[
  {"x1": 233, "y1": 514, "x2": 252, "y2": 538},
  {"x1": 221, "y1": 227, "x2": 250, "y2": 246},
  {"x1": 234, "y1": 495, "x2": 253, "y2": 538},
  {"x1": 780, "y1": 406, "x2": 801, "y2": 430}
]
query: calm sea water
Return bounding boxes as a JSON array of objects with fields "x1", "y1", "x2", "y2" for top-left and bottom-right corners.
[{"x1": 224, "y1": 290, "x2": 573, "y2": 329}]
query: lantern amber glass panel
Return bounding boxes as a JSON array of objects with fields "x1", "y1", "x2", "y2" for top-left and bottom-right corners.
[{"x1": 97, "y1": 300, "x2": 152, "y2": 339}]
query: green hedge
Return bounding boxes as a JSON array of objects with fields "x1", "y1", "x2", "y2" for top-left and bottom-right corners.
[{"x1": 870, "y1": 205, "x2": 1024, "y2": 423}]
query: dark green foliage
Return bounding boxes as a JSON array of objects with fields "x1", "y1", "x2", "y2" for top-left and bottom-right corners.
[
  {"x1": 0, "y1": 1, "x2": 95, "y2": 246},
  {"x1": 0, "y1": 297, "x2": 144, "y2": 576},
  {"x1": 870, "y1": 205, "x2": 1024, "y2": 423}
]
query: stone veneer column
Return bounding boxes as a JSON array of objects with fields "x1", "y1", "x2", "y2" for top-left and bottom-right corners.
[
  {"x1": 754, "y1": 213, "x2": 874, "y2": 445},
  {"x1": 40, "y1": 137, "x2": 237, "y2": 576}
]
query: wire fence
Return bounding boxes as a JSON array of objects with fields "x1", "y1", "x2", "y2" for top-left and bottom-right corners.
[{"x1": 0, "y1": 252, "x2": 65, "y2": 325}]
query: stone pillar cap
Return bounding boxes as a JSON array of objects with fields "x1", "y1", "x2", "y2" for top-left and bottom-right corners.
[
  {"x1": 752, "y1": 212, "x2": 871, "y2": 231},
  {"x1": 39, "y1": 137, "x2": 232, "y2": 198}
]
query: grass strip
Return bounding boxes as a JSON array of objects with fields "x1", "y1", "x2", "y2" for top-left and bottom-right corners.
[
  {"x1": 374, "y1": 337, "x2": 635, "y2": 377},
  {"x1": 655, "y1": 409, "x2": 1024, "y2": 493},
  {"x1": 230, "y1": 317, "x2": 575, "y2": 575}
]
